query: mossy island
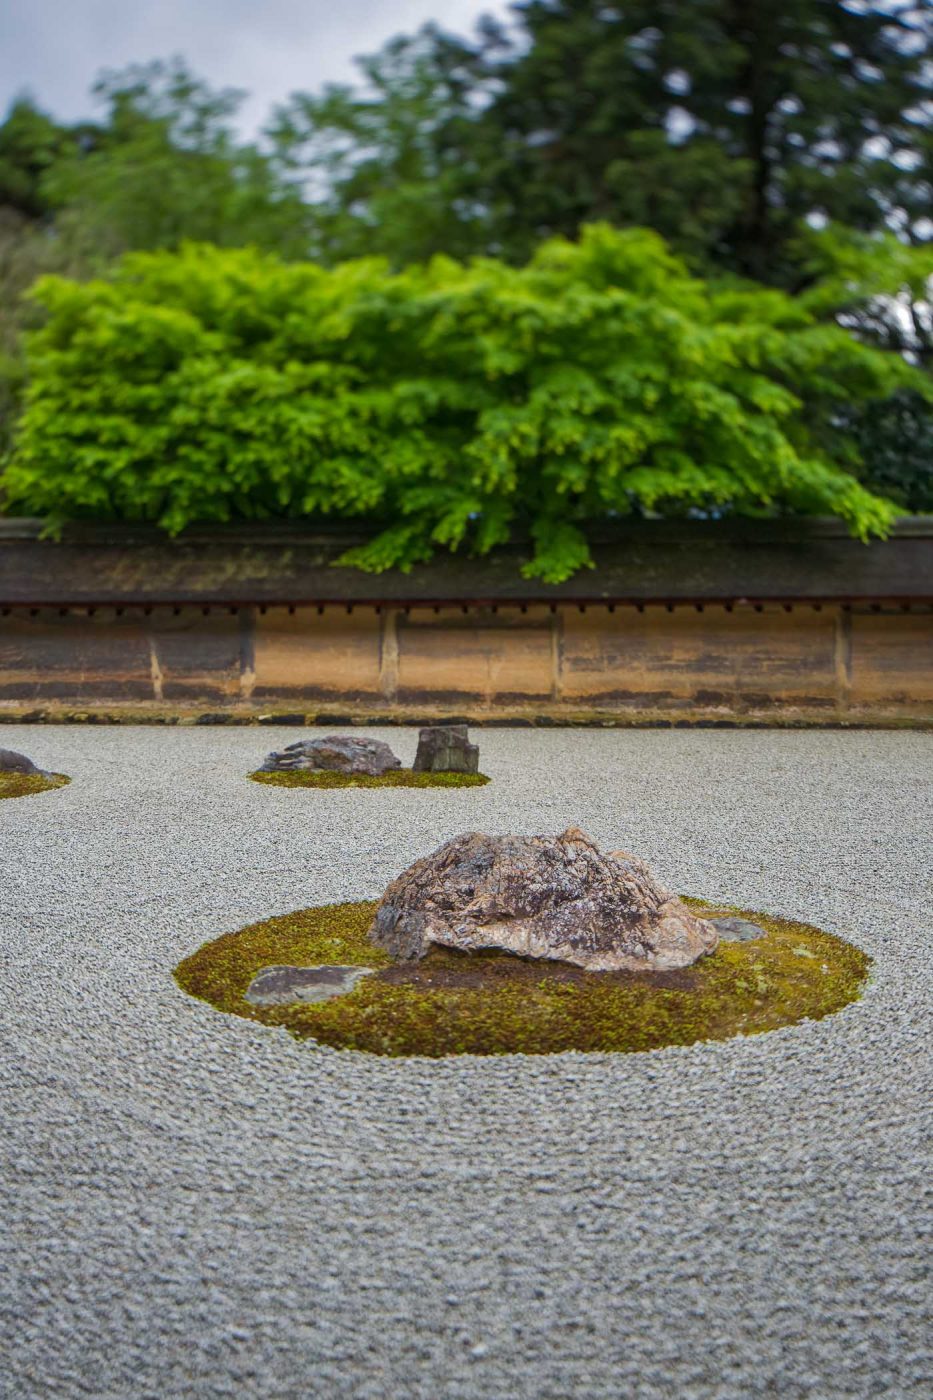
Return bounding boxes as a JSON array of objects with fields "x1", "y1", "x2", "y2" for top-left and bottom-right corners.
[
  {"x1": 251, "y1": 726, "x2": 488, "y2": 790},
  {"x1": 175, "y1": 829, "x2": 869, "y2": 1058},
  {"x1": 0, "y1": 748, "x2": 70, "y2": 801},
  {"x1": 250, "y1": 768, "x2": 489, "y2": 790},
  {"x1": 0, "y1": 771, "x2": 70, "y2": 801},
  {"x1": 174, "y1": 898, "x2": 869, "y2": 1058}
]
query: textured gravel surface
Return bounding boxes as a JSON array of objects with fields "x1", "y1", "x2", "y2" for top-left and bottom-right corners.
[{"x1": 1, "y1": 725, "x2": 930, "y2": 1400}]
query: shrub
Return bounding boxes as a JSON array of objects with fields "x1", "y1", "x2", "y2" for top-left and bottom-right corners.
[{"x1": 3, "y1": 225, "x2": 925, "y2": 581}]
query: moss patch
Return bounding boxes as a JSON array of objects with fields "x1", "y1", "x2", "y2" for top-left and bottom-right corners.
[
  {"x1": 249, "y1": 768, "x2": 490, "y2": 790},
  {"x1": 174, "y1": 896, "x2": 870, "y2": 1058},
  {"x1": 0, "y1": 772, "x2": 70, "y2": 801}
]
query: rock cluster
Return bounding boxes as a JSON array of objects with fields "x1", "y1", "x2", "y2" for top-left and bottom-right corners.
[
  {"x1": 260, "y1": 735, "x2": 401, "y2": 777},
  {"x1": 370, "y1": 826, "x2": 718, "y2": 972},
  {"x1": 413, "y1": 725, "x2": 479, "y2": 775},
  {"x1": 0, "y1": 749, "x2": 42, "y2": 775}
]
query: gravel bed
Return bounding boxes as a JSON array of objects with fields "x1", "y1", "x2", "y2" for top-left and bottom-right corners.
[{"x1": 1, "y1": 725, "x2": 930, "y2": 1399}]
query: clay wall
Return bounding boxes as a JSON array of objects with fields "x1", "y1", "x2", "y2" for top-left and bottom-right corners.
[{"x1": 2, "y1": 599, "x2": 929, "y2": 725}]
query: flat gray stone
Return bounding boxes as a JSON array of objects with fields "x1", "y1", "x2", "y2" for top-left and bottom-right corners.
[
  {"x1": 243, "y1": 964, "x2": 374, "y2": 1007},
  {"x1": 710, "y1": 916, "x2": 768, "y2": 942}
]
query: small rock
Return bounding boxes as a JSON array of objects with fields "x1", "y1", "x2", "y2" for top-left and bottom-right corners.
[
  {"x1": 243, "y1": 965, "x2": 374, "y2": 1007},
  {"x1": 412, "y1": 725, "x2": 479, "y2": 774},
  {"x1": 259, "y1": 735, "x2": 401, "y2": 777},
  {"x1": 710, "y1": 917, "x2": 768, "y2": 942},
  {"x1": 0, "y1": 749, "x2": 40, "y2": 775}
]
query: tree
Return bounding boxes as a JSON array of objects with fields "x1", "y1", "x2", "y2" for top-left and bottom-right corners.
[
  {"x1": 472, "y1": 0, "x2": 931, "y2": 279},
  {"x1": 4, "y1": 227, "x2": 925, "y2": 580},
  {"x1": 796, "y1": 224, "x2": 932, "y2": 364},
  {"x1": 38, "y1": 60, "x2": 310, "y2": 258},
  {"x1": 0, "y1": 208, "x2": 101, "y2": 459},
  {"x1": 0, "y1": 64, "x2": 312, "y2": 453},
  {"x1": 792, "y1": 224, "x2": 933, "y2": 505},
  {"x1": 0, "y1": 98, "x2": 77, "y2": 220},
  {"x1": 275, "y1": 2, "x2": 929, "y2": 278},
  {"x1": 268, "y1": 27, "x2": 494, "y2": 266}
]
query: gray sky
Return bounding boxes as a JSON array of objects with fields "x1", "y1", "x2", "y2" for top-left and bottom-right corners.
[{"x1": 0, "y1": 0, "x2": 509, "y2": 135}]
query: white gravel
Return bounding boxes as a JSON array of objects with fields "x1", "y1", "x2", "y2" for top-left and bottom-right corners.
[{"x1": 1, "y1": 725, "x2": 930, "y2": 1400}]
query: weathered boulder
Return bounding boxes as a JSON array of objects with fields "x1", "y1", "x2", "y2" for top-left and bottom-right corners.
[
  {"x1": 370, "y1": 826, "x2": 718, "y2": 972},
  {"x1": 413, "y1": 724, "x2": 479, "y2": 774},
  {"x1": 260, "y1": 735, "x2": 401, "y2": 776},
  {"x1": 0, "y1": 748, "x2": 40, "y2": 775},
  {"x1": 244, "y1": 964, "x2": 374, "y2": 1006}
]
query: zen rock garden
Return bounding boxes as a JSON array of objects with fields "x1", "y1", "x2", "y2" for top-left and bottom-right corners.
[
  {"x1": 250, "y1": 724, "x2": 488, "y2": 789},
  {"x1": 0, "y1": 747, "x2": 69, "y2": 800},
  {"x1": 177, "y1": 824, "x2": 868, "y2": 1057},
  {"x1": 1, "y1": 726, "x2": 870, "y2": 1057},
  {"x1": 5, "y1": 723, "x2": 921, "y2": 1400}
]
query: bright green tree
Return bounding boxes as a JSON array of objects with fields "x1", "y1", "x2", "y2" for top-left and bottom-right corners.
[
  {"x1": 4, "y1": 227, "x2": 925, "y2": 579},
  {"x1": 0, "y1": 65, "x2": 312, "y2": 453}
]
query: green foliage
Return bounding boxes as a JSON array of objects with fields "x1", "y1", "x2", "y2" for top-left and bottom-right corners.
[
  {"x1": 268, "y1": 28, "x2": 492, "y2": 266},
  {"x1": 0, "y1": 208, "x2": 104, "y2": 458},
  {"x1": 792, "y1": 227, "x2": 933, "y2": 505},
  {"x1": 5, "y1": 226, "x2": 923, "y2": 579},
  {"x1": 795, "y1": 227, "x2": 933, "y2": 363},
  {"x1": 2, "y1": 12, "x2": 927, "y2": 533},
  {"x1": 843, "y1": 391, "x2": 933, "y2": 512},
  {"x1": 473, "y1": 0, "x2": 932, "y2": 278},
  {"x1": 40, "y1": 61, "x2": 309, "y2": 259},
  {"x1": 0, "y1": 64, "x2": 308, "y2": 259},
  {"x1": 268, "y1": 1, "x2": 931, "y2": 280},
  {"x1": 0, "y1": 98, "x2": 74, "y2": 219},
  {"x1": 0, "y1": 64, "x2": 309, "y2": 455}
]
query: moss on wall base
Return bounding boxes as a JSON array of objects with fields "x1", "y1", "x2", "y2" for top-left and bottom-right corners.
[
  {"x1": 0, "y1": 772, "x2": 70, "y2": 800},
  {"x1": 248, "y1": 769, "x2": 490, "y2": 789},
  {"x1": 174, "y1": 897, "x2": 870, "y2": 1058}
]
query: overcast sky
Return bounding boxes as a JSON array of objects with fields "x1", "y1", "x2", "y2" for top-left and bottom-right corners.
[{"x1": 0, "y1": 0, "x2": 510, "y2": 135}]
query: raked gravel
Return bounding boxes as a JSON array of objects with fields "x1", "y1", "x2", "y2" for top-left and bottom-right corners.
[{"x1": 1, "y1": 725, "x2": 930, "y2": 1400}]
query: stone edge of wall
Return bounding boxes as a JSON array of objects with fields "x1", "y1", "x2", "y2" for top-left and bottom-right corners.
[
  {"x1": 3, "y1": 516, "x2": 933, "y2": 607},
  {"x1": 1, "y1": 703, "x2": 930, "y2": 730}
]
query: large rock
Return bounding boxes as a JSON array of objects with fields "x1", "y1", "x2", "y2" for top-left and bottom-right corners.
[
  {"x1": 369, "y1": 826, "x2": 718, "y2": 973},
  {"x1": 0, "y1": 749, "x2": 40, "y2": 775},
  {"x1": 260, "y1": 735, "x2": 401, "y2": 776},
  {"x1": 413, "y1": 724, "x2": 479, "y2": 775}
]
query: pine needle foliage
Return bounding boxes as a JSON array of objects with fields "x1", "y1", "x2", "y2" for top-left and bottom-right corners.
[{"x1": 4, "y1": 225, "x2": 923, "y2": 581}]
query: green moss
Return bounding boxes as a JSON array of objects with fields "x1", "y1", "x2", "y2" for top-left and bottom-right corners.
[
  {"x1": 248, "y1": 768, "x2": 490, "y2": 789},
  {"x1": 174, "y1": 895, "x2": 871, "y2": 1058},
  {"x1": 0, "y1": 772, "x2": 70, "y2": 801}
]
